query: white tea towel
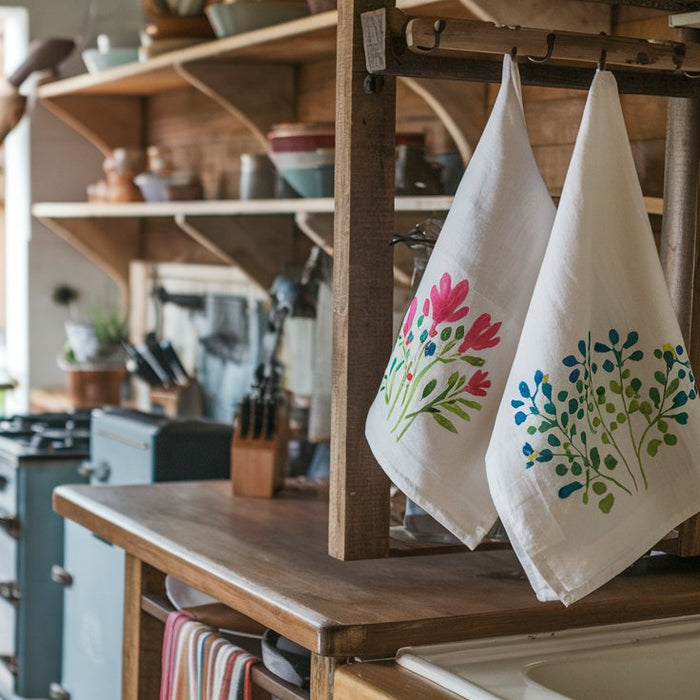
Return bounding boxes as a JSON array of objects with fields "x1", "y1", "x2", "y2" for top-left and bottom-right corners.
[
  {"x1": 486, "y1": 70, "x2": 700, "y2": 605},
  {"x1": 365, "y1": 55, "x2": 556, "y2": 547}
]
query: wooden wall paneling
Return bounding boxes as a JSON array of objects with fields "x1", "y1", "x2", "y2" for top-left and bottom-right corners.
[
  {"x1": 123, "y1": 555, "x2": 167, "y2": 700},
  {"x1": 330, "y1": 0, "x2": 396, "y2": 560},
  {"x1": 40, "y1": 95, "x2": 144, "y2": 156},
  {"x1": 35, "y1": 216, "x2": 141, "y2": 298},
  {"x1": 176, "y1": 59, "x2": 298, "y2": 149},
  {"x1": 296, "y1": 59, "x2": 337, "y2": 123},
  {"x1": 146, "y1": 87, "x2": 265, "y2": 200},
  {"x1": 453, "y1": 0, "x2": 612, "y2": 33},
  {"x1": 399, "y1": 77, "x2": 487, "y2": 161}
]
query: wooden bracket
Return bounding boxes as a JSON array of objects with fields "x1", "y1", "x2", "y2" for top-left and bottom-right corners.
[{"x1": 362, "y1": 8, "x2": 700, "y2": 96}]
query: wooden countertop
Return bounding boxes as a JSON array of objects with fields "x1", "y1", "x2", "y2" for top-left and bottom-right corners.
[{"x1": 54, "y1": 480, "x2": 700, "y2": 659}]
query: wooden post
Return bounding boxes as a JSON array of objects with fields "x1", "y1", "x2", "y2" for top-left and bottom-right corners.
[
  {"x1": 123, "y1": 555, "x2": 166, "y2": 699},
  {"x1": 330, "y1": 0, "x2": 395, "y2": 559},
  {"x1": 661, "y1": 27, "x2": 700, "y2": 556}
]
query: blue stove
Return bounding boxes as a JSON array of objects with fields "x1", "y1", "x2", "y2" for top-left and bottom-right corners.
[{"x1": 0, "y1": 412, "x2": 91, "y2": 700}]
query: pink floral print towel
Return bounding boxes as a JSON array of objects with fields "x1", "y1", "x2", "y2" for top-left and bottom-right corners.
[{"x1": 365, "y1": 54, "x2": 556, "y2": 547}]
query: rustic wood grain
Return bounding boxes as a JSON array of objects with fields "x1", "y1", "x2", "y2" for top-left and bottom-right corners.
[
  {"x1": 330, "y1": 0, "x2": 395, "y2": 560},
  {"x1": 54, "y1": 481, "x2": 700, "y2": 660},
  {"x1": 123, "y1": 556, "x2": 166, "y2": 700},
  {"x1": 334, "y1": 661, "x2": 464, "y2": 699}
]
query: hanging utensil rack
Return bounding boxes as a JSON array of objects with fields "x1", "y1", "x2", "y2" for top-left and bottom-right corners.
[{"x1": 329, "y1": 1, "x2": 700, "y2": 561}]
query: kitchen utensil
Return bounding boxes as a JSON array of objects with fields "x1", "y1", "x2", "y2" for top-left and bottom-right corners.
[
  {"x1": 123, "y1": 342, "x2": 163, "y2": 386},
  {"x1": 144, "y1": 332, "x2": 178, "y2": 386},
  {"x1": 160, "y1": 342, "x2": 190, "y2": 385},
  {"x1": 0, "y1": 38, "x2": 75, "y2": 146}
]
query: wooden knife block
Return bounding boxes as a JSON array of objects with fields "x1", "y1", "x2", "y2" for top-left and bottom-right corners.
[{"x1": 231, "y1": 403, "x2": 288, "y2": 498}]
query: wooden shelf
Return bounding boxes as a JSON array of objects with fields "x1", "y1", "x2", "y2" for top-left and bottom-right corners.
[
  {"x1": 31, "y1": 196, "x2": 454, "y2": 219},
  {"x1": 38, "y1": 13, "x2": 340, "y2": 99},
  {"x1": 32, "y1": 197, "x2": 454, "y2": 291}
]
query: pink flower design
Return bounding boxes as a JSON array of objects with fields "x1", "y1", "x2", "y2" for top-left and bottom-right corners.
[
  {"x1": 459, "y1": 313, "x2": 501, "y2": 353},
  {"x1": 423, "y1": 298, "x2": 430, "y2": 316},
  {"x1": 464, "y1": 370, "x2": 491, "y2": 397},
  {"x1": 402, "y1": 297, "x2": 417, "y2": 344},
  {"x1": 428, "y1": 273, "x2": 469, "y2": 337}
]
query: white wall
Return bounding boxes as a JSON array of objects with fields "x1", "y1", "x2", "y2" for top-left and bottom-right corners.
[{"x1": 3, "y1": 0, "x2": 143, "y2": 410}]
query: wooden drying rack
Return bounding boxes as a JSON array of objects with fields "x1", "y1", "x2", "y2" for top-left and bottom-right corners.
[{"x1": 329, "y1": 1, "x2": 700, "y2": 561}]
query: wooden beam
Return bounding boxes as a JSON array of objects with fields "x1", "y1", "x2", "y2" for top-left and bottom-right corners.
[
  {"x1": 330, "y1": 0, "x2": 395, "y2": 560},
  {"x1": 577, "y1": 0, "x2": 700, "y2": 10},
  {"x1": 404, "y1": 14, "x2": 693, "y2": 71},
  {"x1": 123, "y1": 556, "x2": 166, "y2": 700},
  {"x1": 664, "y1": 26, "x2": 700, "y2": 558}
]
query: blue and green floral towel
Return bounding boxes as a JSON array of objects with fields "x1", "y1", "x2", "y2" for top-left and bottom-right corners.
[
  {"x1": 365, "y1": 55, "x2": 556, "y2": 547},
  {"x1": 486, "y1": 69, "x2": 700, "y2": 605}
]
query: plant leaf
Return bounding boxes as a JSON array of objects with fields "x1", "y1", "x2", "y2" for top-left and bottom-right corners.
[
  {"x1": 647, "y1": 438, "x2": 662, "y2": 457},
  {"x1": 433, "y1": 413, "x2": 457, "y2": 433},
  {"x1": 558, "y1": 481, "x2": 584, "y2": 499},
  {"x1": 443, "y1": 402, "x2": 470, "y2": 421},
  {"x1": 421, "y1": 379, "x2": 437, "y2": 399},
  {"x1": 598, "y1": 493, "x2": 615, "y2": 514}
]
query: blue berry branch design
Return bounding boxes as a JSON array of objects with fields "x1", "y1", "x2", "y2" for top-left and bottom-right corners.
[{"x1": 512, "y1": 330, "x2": 697, "y2": 514}]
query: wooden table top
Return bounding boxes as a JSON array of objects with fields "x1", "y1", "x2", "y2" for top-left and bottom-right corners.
[{"x1": 54, "y1": 480, "x2": 700, "y2": 658}]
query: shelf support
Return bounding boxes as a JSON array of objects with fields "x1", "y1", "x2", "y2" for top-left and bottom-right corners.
[
  {"x1": 175, "y1": 213, "x2": 310, "y2": 290},
  {"x1": 176, "y1": 60, "x2": 297, "y2": 149},
  {"x1": 35, "y1": 216, "x2": 142, "y2": 297},
  {"x1": 39, "y1": 95, "x2": 144, "y2": 156}
]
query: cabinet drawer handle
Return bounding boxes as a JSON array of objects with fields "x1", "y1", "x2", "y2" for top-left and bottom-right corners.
[
  {"x1": 77, "y1": 460, "x2": 110, "y2": 482},
  {"x1": 49, "y1": 682, "x2": 71, "y2": 700},
  {"x1": 0, "y1": 655, "x2": 17, "y2": 676},
  {"x1": 0, "y1": 581, "x2": 20, "y2": 605},
  {"x1": 50, "y1": 565, "x2": 73, "y2": 586}
]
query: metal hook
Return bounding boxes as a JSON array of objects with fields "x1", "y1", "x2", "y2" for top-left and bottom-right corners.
[
  {"x1": 527, "y1": 33, "x2": 555, "y2": 63},
  {"x1": 597, "y1": 32, "x2": 608, "y2": 71},
  {"x1": 415, "y1": 19, "x2": 446, "y2": 53},
  {"x1": 671, "y1": 45, "x2": 700, "y2": 78},
  {"x1": 598, "y1": 47, "x2": 607, "y2": 71},
  {"x1": 510, "y1": 45, "x2": 518, "y2": 60}
]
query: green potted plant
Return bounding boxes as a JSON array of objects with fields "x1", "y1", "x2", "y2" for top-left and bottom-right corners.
[{"x1": 53, "y1": 284, "x2": 128, "y2": 408}]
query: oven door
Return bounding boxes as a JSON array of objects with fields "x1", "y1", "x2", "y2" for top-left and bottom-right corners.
[{"x1": 0, "y1": 459, "x2": 17, "y2": 696}]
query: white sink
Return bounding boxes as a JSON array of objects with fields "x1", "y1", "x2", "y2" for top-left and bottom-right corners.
[{"x1": 396, "y1": 615, "x2": 700, "y2": 699}]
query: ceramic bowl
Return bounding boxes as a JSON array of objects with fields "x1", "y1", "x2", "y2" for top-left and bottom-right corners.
[
  {"x1": 82, "y1": 48, "x2": 139, "y2": 73},
  {"x1": 276, "y1": 164, "x2": 334, "y2": 198},
  {"x1": 205, "y1": 1, "x2": 310, "y2": 38}
]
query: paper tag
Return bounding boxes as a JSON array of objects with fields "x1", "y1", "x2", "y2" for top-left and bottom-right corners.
[{"x1": 361, "y1": 9, "x2": 387, "y2": 73}]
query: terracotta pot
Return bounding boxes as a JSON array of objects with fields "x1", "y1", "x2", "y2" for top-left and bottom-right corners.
[{"x1": 66, "y1": 368, "x2": 125, "y2": 409}]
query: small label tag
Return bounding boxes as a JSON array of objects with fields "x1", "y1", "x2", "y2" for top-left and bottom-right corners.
[{"x1": 361, "y1": 9, "x2": 387, "y2": 73}]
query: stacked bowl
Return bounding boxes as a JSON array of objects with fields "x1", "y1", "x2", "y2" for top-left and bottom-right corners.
[{"x1": 268, "y1": 123, "x2": 335, "y2": 198}]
